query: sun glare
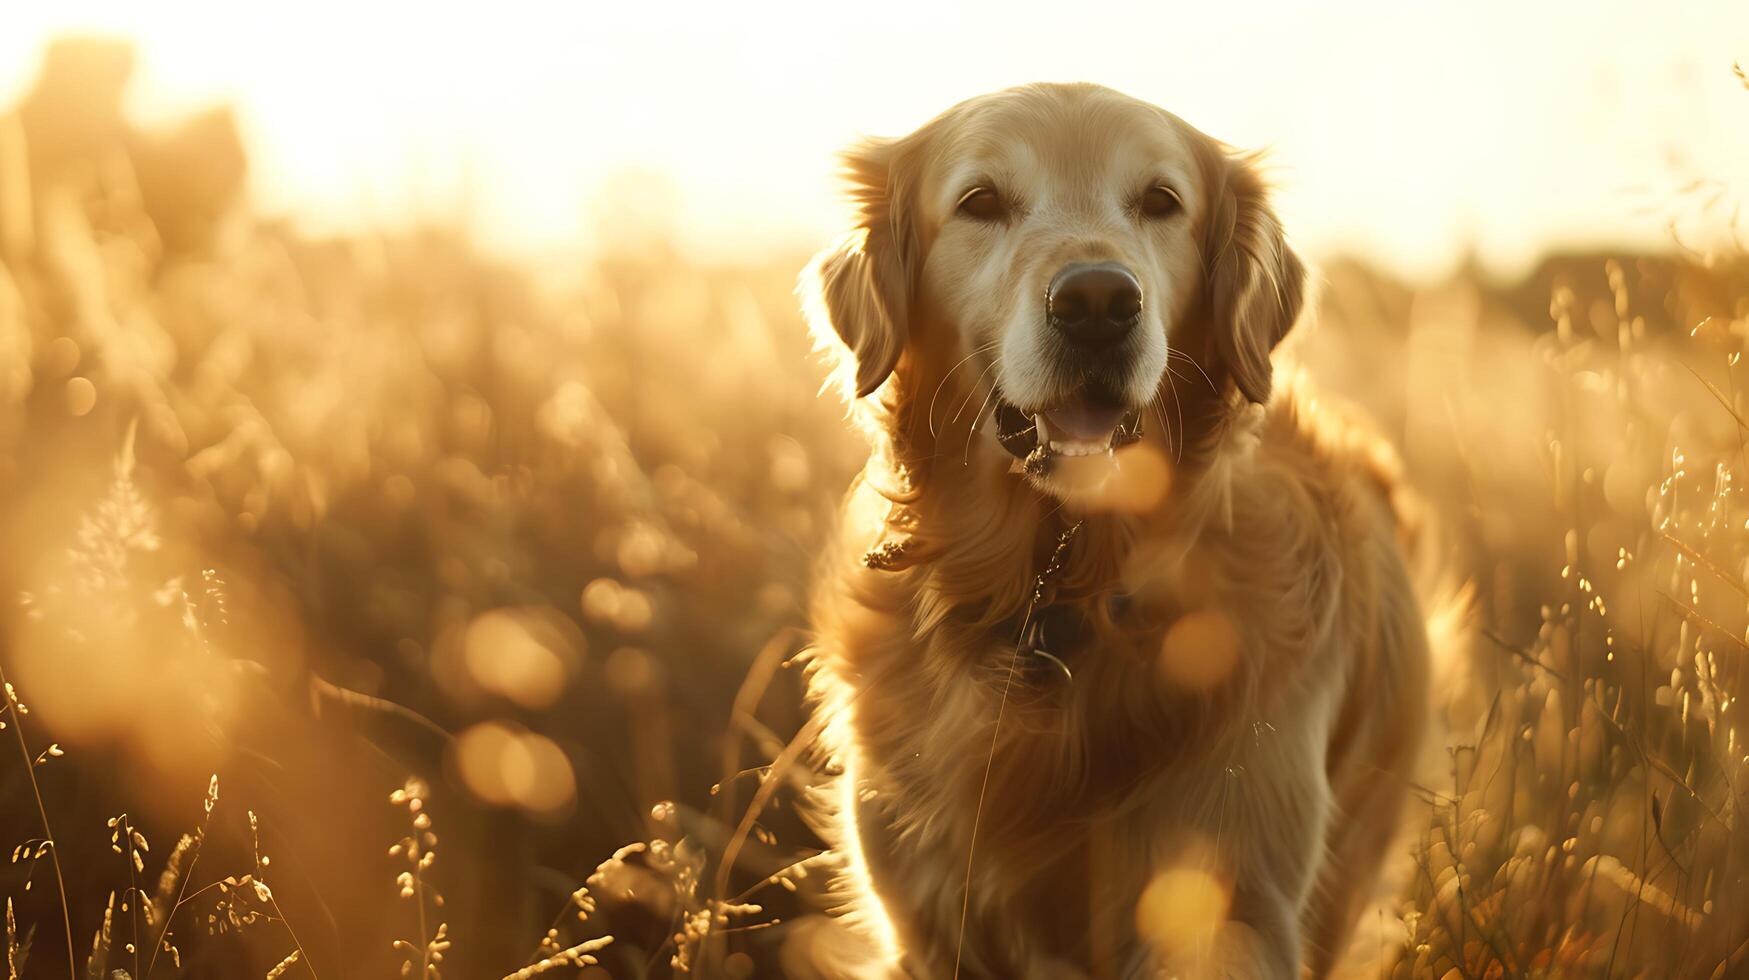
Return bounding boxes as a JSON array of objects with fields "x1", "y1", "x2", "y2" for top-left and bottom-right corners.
[{"x1": 5, "y1": 0, "x2": 1747, "y2": 275}]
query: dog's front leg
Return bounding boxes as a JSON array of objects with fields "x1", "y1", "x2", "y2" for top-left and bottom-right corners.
[{"x1": 1123, "y1": 724, "x2": 1333, "y2": 980}]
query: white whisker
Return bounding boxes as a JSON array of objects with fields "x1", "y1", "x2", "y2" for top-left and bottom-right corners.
[
  {"x1": 962, "y1": 383, "x2": 1002, "y2": 466},
  {"x1": 1150, "y1": 394, "x2": 1175, "y2": 464},
  {"x1": 928, "y1": 342, "x2": 999, "y2": 439},
  {"x1": 1167, "y1": 347, "x2": 1218, "y2": 394},
  {"x1": 949, "y1": 358, "x2": 1003, "y2": 429},
  {"x1": 1163, "y1": 372, "x2": 1185, "y2": 464}
]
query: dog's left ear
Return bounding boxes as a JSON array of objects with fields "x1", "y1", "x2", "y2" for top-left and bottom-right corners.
[
  {"x1": 802, "y1": 138, "x2": 918, "y2": 400},
  {"x1": 1202, "y1": 152, "x2": 1306, "y2": 405}
]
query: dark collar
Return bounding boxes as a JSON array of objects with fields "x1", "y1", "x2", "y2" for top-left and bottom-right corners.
[
  {"x1": 871, "y1": 519, "x2": 1135, "y2": 683},
  {"x1": 997, "y1": 592, "x2": 1136, "y2": 684}
]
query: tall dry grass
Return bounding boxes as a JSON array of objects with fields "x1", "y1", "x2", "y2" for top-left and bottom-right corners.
[{"x1": 0, "y1": 35, "x2": 1745, "y2": 979}]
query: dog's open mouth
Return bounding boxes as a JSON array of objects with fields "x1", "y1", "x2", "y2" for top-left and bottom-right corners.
[{"x1": 994, "y1": 389, "x2": 1143, "y2": 472}]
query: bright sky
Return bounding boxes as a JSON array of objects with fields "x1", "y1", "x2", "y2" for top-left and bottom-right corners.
[{"x1": 4, "y1": 0, "x2": 1748, "y2": 278}]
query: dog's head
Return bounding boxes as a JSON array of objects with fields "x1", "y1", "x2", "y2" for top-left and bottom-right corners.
[{"x1": 804, "y1": 83, "x2": 1304, "y2": 499}]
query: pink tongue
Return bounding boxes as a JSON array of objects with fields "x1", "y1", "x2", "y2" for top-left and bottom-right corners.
[{"x1": 1044, "y1": 401, "x2": 1127, "y2": 441}]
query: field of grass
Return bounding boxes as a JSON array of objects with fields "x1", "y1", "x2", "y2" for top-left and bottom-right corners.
[{"x1": 0, "y1": 38, "x2": 1746, "y2": 979}]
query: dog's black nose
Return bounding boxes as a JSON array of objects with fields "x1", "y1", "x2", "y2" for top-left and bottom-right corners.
[{"x1": 1047, "y1": 263, "x2": 1142, "y2": 349}]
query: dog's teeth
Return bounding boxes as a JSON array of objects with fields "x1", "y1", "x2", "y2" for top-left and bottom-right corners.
[{"x1": 1047, "y1": 439, "x2": 1110, "y2": 458}]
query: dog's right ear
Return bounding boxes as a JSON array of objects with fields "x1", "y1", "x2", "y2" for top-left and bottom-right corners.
[{"x1": 802, "y1": 138, "x2": 917, "y2": 400}]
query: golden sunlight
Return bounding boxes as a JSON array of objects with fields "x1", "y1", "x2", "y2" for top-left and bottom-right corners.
[{"x1": 4, "y1": 0, "x2": 1748, "y2": 274}]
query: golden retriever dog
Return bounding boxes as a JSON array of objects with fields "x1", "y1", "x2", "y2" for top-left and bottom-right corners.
[{"x1": 797, "y1": 83, "x2": 1432, "y2": 979}]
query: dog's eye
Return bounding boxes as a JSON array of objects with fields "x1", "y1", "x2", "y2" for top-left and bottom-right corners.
[
  {"x1": 956, "y1": 187, "x2": 1005, "y2": 222},
  {"x1": 1139, "y1": 185, "x2": 1182, "y2": 218}
]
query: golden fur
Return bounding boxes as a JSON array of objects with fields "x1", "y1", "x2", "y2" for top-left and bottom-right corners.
[{"x1": 797, "y1": 83, "x2": 1432, "y2": 979}]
